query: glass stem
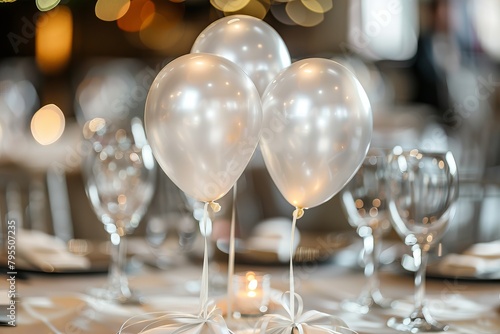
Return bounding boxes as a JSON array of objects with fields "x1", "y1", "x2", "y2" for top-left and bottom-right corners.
[
  {"x1": 363, "y1": 233, "x2": 378, "y2": 296},
  {"x1": 109, "y1": 234, "x2": 132, "y2": 300},
  {"x1": 412, "y1": 245, "x2": 428, "y2": 317}
]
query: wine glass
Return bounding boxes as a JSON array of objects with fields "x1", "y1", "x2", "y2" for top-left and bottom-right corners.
[
  {"x1": 82, "y1": 117, "x2": 156, "y2": 304},
  {"x1": 386, "y1": 146, "x2": 458, "y2": 332},
  {"x1": 340, "y1": 147, "x2": 393, "y2": 314},
  {"x1": 144, "y1": 172, "x2": 198, "y2": 269}
]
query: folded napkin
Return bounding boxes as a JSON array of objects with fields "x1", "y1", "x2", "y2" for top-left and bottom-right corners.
[
  {"x1": 17, "y1": 229, "x2": 91, "y2": 272},
  {"x1": 246, "y1": 217, "x2": 301, "y2": 262},
  {"x1": 463, "y1": 240, "x2": 500, "y2": 259},
  {"x1": 438, "y1": 240, "x2": 500, "y2": 277}
]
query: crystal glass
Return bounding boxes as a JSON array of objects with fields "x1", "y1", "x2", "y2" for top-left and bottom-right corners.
[
  {"x1": 82, "y1": 117, "x2": 156, "y2": 304},
  {"x1": 144, "y1": 172, "x2": 198, "y2": 269},
  {"x1": 340, "y1": 147, "x2": 393, "y2": 314},
  {"x1": 387, "y1": 147, "x2": 458, "y2": 332}
]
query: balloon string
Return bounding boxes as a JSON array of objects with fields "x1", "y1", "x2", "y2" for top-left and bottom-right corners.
[
  {"x1": 227, "y1": 183, "x2": 237, "y2": 320},
  {"x1": 290, "y1": 207, "x2": 303, "y2": 323},
  {"x1": 199, "y1": 200, "x2": 221, "y2": 318},
  {"x1": 200, "y1": 201, "x2": 210, "y2": 318}
]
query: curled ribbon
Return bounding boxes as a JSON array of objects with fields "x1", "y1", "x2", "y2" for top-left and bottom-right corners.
[
  {"x1": 118, "y1": 305, "x2": 232, "y2": 334},
  {"x1": 257, "y1": 292, "x2": 357, "y2": 334}
]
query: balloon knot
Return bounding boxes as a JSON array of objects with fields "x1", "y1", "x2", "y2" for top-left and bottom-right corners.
[
  {"x1": 209, "y1": 201, "x2": 221, "y2": 213},
  {"x1": 293, "y1": 207, "x2": 304, "y2": 219}
]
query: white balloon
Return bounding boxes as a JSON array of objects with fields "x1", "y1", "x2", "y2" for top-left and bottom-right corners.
[
  {"x1": 191, "y1": 15, "x2": 291, "y2": 96},
  {"x1": 260, "y1": 58, "x2": 373, "y2": 210},
  {"x1": 145, "y1": 53, "x2": 262, "y2": 203}
]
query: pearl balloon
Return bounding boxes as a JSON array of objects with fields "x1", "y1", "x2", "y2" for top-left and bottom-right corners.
[
  {"x1": 145, "y1": 53, "x2": 263, "y2": 203},
  {"x1": 260, "y1": 58, "x2": 373, "y2": 210}
]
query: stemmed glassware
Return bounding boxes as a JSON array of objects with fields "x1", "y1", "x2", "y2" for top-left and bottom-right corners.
[
  {"x1": 82, "y1": 117, "x2": 156, "y2": 304},
  {"x1": 144, "y1": 172, "x2": 198, "y2": 269},
  {"x1": 386, "y1": 146, "x2": 458, "y2": 332},
  {"x1": 340, "y1": 147, "x2": 393, "y2": 314}
]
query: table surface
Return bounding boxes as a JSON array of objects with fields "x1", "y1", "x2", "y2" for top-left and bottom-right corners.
[{"x1": 1, "y1": 254, "x2": 500, "y2": 334}]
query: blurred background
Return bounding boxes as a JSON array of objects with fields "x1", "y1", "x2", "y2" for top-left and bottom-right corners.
[{"x1": 0, "y1": 0, "x2": 499, "y2": 264}]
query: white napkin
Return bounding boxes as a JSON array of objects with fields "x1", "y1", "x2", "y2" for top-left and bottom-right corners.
[
  {"x1": 17, "y1": 229, "x2": 91, "y2": 272},
  {"x1": 463, "y1": 240, "x2": 500, "y2": 259},
  {"x1": 246, "y1": 217, "x2": 301, "y2": 262},
  {"x1": 438, "y1": 240, "x2": 500, "y2": 277}
]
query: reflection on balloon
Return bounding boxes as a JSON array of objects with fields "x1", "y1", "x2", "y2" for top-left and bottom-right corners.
[
  {"x1": 191, "y1": 15, "x2": 291, "y2": 96},
  {"x1": 145, "y1": 53, "x2": 262, "y2": 203},
  {"x1": 260, "y1": 57, "x2": 373, "y2": 211}
]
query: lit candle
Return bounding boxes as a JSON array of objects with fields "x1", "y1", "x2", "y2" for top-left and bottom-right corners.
[{"x1": 232, "y1": 271, "x2": 271, "y2": 317}]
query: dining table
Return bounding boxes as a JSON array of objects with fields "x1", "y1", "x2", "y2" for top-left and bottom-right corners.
[{"x1": 1, "y1": 237, "x2": 499, "y2": 334}]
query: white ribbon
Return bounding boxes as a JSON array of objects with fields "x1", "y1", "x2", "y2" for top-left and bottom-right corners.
[
  {"x1": 118, "y1": 305, "x2": 232, "y2": 334},
  {"x1": 200, "y1": 202, "x2": 210, "y2": 318},
  {"x1": 257, "y1": 292, "x2": 357, "y2": 334},
  {"x1": 226, "y1": 184, "x2": 237, "y2": 320},
  {"x1": 118, "y1": 201, "x2": 228, "y2": 334},
  {"x1": 256, "y1": 208, "x2": 357, "y2": 334}
]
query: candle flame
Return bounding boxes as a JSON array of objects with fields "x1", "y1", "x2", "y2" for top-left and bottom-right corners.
[{"x1": 245, "y1": 271, "x2": 258, "y2": 297}]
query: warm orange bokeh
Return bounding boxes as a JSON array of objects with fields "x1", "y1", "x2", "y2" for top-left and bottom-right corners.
[{"x1": 117, "y1": 0, "x2": 155, "y2": 32}]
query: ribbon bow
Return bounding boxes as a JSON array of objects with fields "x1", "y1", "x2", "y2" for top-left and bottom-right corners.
[
  {"x1": 256, "y1": 208, "x2": 357, "y2": 334},
  {"x1": 119, "y1": 305, "x2": 232, "y2": 334},
  {"x1": 257, "y1": 292, "x2": 357, "y2": 334}
]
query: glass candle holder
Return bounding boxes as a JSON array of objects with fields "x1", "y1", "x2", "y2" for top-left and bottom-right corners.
[{"x1": 232, "y1": 271, "x2": 271, "y2": 318}]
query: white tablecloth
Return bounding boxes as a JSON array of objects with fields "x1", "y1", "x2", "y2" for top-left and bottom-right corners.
[{"x1": 2, "y1": 259, "x2": 500, "y2": 334}]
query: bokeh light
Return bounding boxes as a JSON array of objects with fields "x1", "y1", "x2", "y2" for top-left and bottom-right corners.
[
  {"x1": 36, "y1": 0, "x2": 60, "y2": 11},
  {"x1": 223, "y1": 0, "x2": 270, "y2": 19},
  {"x1": 138, "y1": 1, "x2": 185, "y2": 52},
  {"x1": 74, "y1": 59, "x2": 145, "y2": 125},
  {"x1": 95, "y1": 0, "x2": 130, "y2": 22},
  {"x1": 286, "y1": 0, "x2": 325, "y2": 27},
  {"x1": 35, "y1": 6, "x2": 73, "y2": 74},
  {"x1": 270, "y1": 3, "x2": 296, "y2": 25},
  {"x1": 301, "y1": 0, "x2": 332, "y2": 14},
  {"x1": 347, "y1": 0, "x2": 418, "y2": 61},
  {"x1": 211, "y1": 0, "x2": 250, "y2": 13},
  {"x1": 31, "y1": 104, "x2": 65, "y2": 145},
  {"x1": 117, "y1": 0, "x2": 155, "y2": 32},
  {"x1": 473, "y1": 0, "x2": 500, "y2": 61},
  {"x1": 210, "y1": 0, "x2": 330, "y2": 26}
]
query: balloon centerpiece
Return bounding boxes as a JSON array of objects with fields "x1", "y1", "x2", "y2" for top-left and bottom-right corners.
[
  {"x1": 191, "y1": 14, "x2": 292, "y2": 321},
  {"x1": 119, "y1": 52, "x2": 262, "y2": 334},
  {"x1": 257, "y1": 57, "x2": 373, "y2": 334},
  {"x1": 118, "y1": 14, "x2": 370, "y2": 334}
]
